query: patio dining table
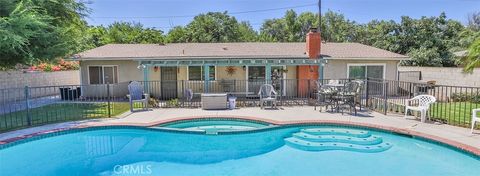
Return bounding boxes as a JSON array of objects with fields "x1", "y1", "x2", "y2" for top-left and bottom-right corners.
[{"x1": 316, "y1": 83, "x2": 357, "y2": 115}]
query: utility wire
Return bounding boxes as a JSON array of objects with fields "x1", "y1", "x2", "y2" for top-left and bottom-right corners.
[
  {"x1": 91, "y1": 3, "x2": 317, "y2": 19},
  {"x1": 151, "y1": 22, "x2": 264, "y2": 29}
]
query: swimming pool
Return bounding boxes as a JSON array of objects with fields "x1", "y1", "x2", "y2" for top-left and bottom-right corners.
[{"x1": 0, "y1": 124, "x2": 478, "y2": 175}]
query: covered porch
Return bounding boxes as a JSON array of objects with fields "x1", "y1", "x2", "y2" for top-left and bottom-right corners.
[{"x1": 137, "y1": 58, "x2": 327, "y2": 106}]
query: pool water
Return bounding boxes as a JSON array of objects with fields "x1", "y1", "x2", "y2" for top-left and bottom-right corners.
[
  {"x1": 159, "y1": 119, "x2": 271, "y2": 133},
  {"x1": 0, "y1": 126, "x2": 479, "y2": 176}
]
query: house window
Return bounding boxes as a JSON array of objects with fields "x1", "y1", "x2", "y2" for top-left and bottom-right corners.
[
  {"x1": 188, "y1": 66, "x2": 215, "y2": 80},
  {"x1": 88, "y1": 66, "x2": 118, "y2": 84},
  {"x1": 348, "y1": 64, "x2": 384, "y2": 79},
  {"x1": 247, "y1": 66, "x2": 265, "y2": 80}
]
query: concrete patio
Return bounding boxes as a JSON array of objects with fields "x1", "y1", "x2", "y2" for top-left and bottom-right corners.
[{"x1": 1, "y1": 106, "x2": 479, "y2": 154}]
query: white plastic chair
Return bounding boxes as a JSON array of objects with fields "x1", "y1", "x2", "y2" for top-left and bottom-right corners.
[
  {"x1": 472, "y1": 109, "x2": 480, "y2": 133},
  {"x1": 127, "y1": 81, "x2": 149, "y2": 112},
  {"x1": 404, "y1": 95, "x2": 436, "y2": 122},
  {"x1": 258, "y1": 84, "x2": 277, "y2": 109},
  {"x1": 328, "y1": 79, "x2": 340, "y2": 85}
]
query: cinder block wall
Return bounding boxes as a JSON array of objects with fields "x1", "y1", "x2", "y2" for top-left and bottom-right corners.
[
  {"x1": 0, "y1": 70, "x2": 80, "y2": 102},
  {"x1": 398, "y1": 67, "x2": 480, "y2": 87},
  {"x1": 0, "y1": 70, "x2": 80, "y2": 89}
]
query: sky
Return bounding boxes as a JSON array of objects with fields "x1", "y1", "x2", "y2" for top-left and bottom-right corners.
[{"x1": 85, "y1": 0, "x2": 480, "y2": 31}]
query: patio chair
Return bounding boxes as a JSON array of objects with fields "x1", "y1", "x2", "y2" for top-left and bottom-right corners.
[
  {"x1": 337, "y1": 81, "x2": 361, "y2": 115},
  {"x1": 404, "y1": 95, "x2": 436, "y2": 123},
  {"x1": 184, "y1": 89, "x2": 193, "y2": 107},
  {"x1": 127, "y1": 81, "x2": 149, "y2": 112},
  {"x1": 315, "y1": 83, "x2": 337, "y2": 112},
  {"x1": 258, "y1": 84, "x2": 278, "y2": 109},
  {"x1": 472, "y1": 109, "x2": 480, "y2": 133},
  {"x1": 328, "y1": 79, "x2": 340, "y2": 85}
]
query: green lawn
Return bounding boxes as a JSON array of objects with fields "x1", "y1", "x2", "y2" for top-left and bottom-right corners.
[
  {"x1": 430, "y1": 102, "x2": 480, "y2": 127},
  {"x1": 0, "y1": 102, "x2": 130, "y2": 132}
]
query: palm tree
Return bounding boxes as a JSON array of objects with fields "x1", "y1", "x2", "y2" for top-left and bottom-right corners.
[{"x1": 463, "y1": 39, "x2": 480, "y2": 73}]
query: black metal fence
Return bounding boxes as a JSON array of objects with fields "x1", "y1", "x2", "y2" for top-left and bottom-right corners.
[
  {"x1": 0, "y1": 78, "x2": 478, "y2": 132},
  {"x1": 365, "y1": 78, "x2": 480, "y2": 128},
  {"x1": 0, "y1": 84, "x2": 133, "y2": 132}
]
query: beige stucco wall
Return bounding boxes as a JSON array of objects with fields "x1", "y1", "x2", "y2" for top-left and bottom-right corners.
[
  {"x1": 323, "y1": 59, "x2": 399, "y2": 80},
  {"x1": 79, "y1": 59, "x2": 398, "y2": 98}
]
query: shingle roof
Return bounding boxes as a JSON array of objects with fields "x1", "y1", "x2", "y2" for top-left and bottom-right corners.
[{"x1": 76, "y1": 42, "x2": 408, "y2": 60}]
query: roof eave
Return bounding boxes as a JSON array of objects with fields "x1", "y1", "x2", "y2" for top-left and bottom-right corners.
[
  {"x1": 70, "y1": 55, "x2": 310, "y2": 61},
  {"x1": 324, "y1": 57, "x2": 410, "y2": 61}
]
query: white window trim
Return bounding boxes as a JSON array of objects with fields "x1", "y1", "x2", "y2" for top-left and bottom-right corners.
[
  {"x1": 245, "y1": 65, "x2": 287, "y2": 95},
  {"x1": 346, "y1": 63, "x2": 386, "y2": 79},
  {"x1": 87, "y1": 65, "x2": 119, "y2": 84},
  {"x1": 186, "y1": 66, "x2": 217, "y2": 81}
]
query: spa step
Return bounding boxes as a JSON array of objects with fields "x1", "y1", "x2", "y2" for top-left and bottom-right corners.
[
  {"x1": 292, "y1": 132, "x2": 382, "y2": 145},
  {"x1": 184, "y1": 125, "x2": 255, "y2": 131},
  {"x1": 301, "y1": 128, "x2": 371, "y2": 138},
  {"x1": 284, "y1": 137, "x2": 392, "y2": 153}
]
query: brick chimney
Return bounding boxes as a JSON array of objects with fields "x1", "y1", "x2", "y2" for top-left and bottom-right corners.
[
  {"x1": 306, "y1": 27, "x2": 321, "y2": 59},
  {"x1": 297, "y1": 28, "x2": 321, "y2": 96}
]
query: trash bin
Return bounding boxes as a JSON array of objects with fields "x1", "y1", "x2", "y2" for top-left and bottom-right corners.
[
  {"x1": 228, "y1": 96, "x2": 237, "y2": 110},
  {"x1": 59, "y1": 87, "x2": 71, "y2": 100}
]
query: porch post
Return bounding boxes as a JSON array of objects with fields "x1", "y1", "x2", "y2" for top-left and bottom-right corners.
[
  {"x1": 143, "y1": 64, "x2": 149, "y2": 93},
  {"x1": 204, "y1": 64, "x2": 210, "y2": 93},
  {"x1": 265, "y1": 64, "x2": 271, "y2": 84},
  {"x1": 318, "y1": 63, "x2": 324, "y2": 81}
]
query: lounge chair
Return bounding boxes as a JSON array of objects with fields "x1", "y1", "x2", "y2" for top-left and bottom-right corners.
[
  {"x1": 404, "y1": 95, "x2": 436, "y2": 122},
  {"x1": 472, "y1": 109, "x2": 480, "y2": 133},
  {"x1": 258, "y1": 84, "x2": 277, "y2": 109},
  {"x1": 127, "y1": 81, "x2": 149, "y2": 112}
]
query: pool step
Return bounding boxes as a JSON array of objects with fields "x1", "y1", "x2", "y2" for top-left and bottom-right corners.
[
  {"x1": 285, "y1": 128, "x2": 392, "y2": 153},
  {"x1": 292, "y1": 132, "x2": 383, "y2": 145},
  {"x1": 301, "y1": 128, "x2": 371, "y2": 138},
  {"x1": 284, "y1": 137, "x2": 392, "y2": 153}
]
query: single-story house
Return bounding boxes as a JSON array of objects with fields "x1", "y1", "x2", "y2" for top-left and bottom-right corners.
[{"x1": 73, "y1": 29, "x2": 408, "y2": 99}]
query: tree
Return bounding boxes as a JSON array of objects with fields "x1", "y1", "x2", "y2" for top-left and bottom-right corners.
[
  {"x1": 166, "y1": 12, "x2": 255, "y2": 43},
  {"x1": 238, "y1": 22, "x2": 257, "y2": 42},
  {"x1": 259, "y1": 18, "x2": 288, "y2": 42},
  {"x1": 166, "y1": 26, "x2": 188, "y2": 43},
  {"x1": 0, "y1": 0, "x2": 90, "y2": 67},
  {"x1": 184, "y1": 12, "x2": 242, "y2": 42},
  {"x1": 94, "y1": 22, "x2": 164, "y2": 44},
  {"x1": 463, "y1": 38, "x2": 480, "y2": 73},
  {"x1": 1, "y1": 0, "x2": 65, "y2": 66},
  {"x1": 397, "y1": 13, "x2": 464, "y2": 66},
  {"x1": 467, "y1": 12, "x2": 480, "y2": 31},
  {"x1": 85, "y1": 26, "x2": 108, "y2": 48},
  {"x1": 321, "y1": 11, "x2": 359, "y2": 42},
  {"x1": 358, "y1": 20, "x2": 400, "y2": 52},
  {"x1": 259, "y1": 10, "x2": 317, "y2": 42},
  {"x1": 0, "y1": 0, "x2": 19, "y2": 17}
]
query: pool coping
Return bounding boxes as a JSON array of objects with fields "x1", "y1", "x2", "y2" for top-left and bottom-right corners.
[{"x1": 1, "y1": 115, "x2": 479, "y2": 157}]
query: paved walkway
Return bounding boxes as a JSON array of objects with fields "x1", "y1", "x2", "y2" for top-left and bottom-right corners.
[{"x1": 1, "y1": 106, "x2": 479, "y2": 154}]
